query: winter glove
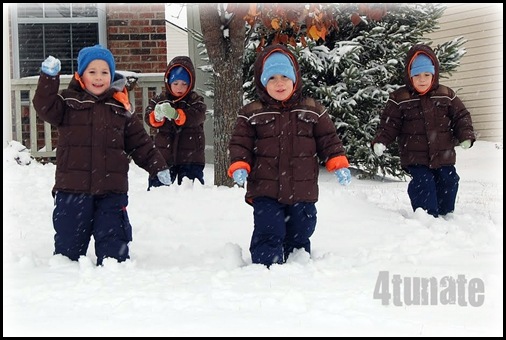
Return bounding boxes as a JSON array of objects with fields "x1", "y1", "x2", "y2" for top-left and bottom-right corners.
[
  {"x1": 41, "y1": 56, "x2": 61, "y2": 76},
  {"x1": 460, "y1": 139, "x2": 472, "y2": 149},
  {"x1": 156, "y1": 169, "x2": 172, "y2": 185},
  {"x1": 335, "y1": 168, "x2": 352, "y2": 186},
  {"x1": 154, "y1": 103, "x2": 178, "y2": 122},
  {"x1": 232, "y1": 169, "x2": 248, "y2": 187},
  {"x1": 373, "y1": 143, "x2": 386, "y2": 157}
]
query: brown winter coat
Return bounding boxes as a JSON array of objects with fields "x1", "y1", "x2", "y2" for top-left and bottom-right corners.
[
  {"x1": 145, "y1": 56, "x2": 206, "y2": 166},
  {"x1": 228, "y1": 45, "x2": 348, "y2": 205},
  {"x1": 372, "y1": 44, "x2": 476, "y2": 169},
  {"x1": 33, "y1": 72, "x2": 168, "y2": 195}
]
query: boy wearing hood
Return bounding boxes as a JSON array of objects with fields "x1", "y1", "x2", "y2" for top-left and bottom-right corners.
[
  {"x1": 228, "y1": 44, "x2": 351, "y2": 267},
  {"x1": 145, "y1": 56, "x2": 207, "y2": 188},
  {"x1": 372, "y1": 44, "x2": 475, "y2": 217}
]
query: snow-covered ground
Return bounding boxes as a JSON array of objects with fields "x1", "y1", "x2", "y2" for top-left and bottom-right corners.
[{"x1": 3, "y1": 140, "x2": 503, "y2": 336}]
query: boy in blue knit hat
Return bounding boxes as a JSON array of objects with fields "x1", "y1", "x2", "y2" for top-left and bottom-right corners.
[
  {"x1": 145, "y1": 56, "x2": 207, "y2": 188},
  {"x1": 77, "y1": 44, "x2": 116, "y2": 83},
  {"x1": 372, "y1": 44, "x2": 475, "y2": 217},
  {"x1": 227, "y1": 44, "x2": 351, "y2": 267},
  {"x1": 33, "y1": 45, "x2": 171, "y2": 265}
]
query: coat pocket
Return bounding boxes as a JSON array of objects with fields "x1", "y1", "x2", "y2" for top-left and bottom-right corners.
[
  {"x1": 296, "y1": 111, "x2": 318, "y2": 137},
  {"x1": 250, "y1": 112, "x2": 279, "y2": 138}
]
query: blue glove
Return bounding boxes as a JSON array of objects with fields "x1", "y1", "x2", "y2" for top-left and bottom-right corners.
[
  {"x1": 41, "y1": 56, "x2": 61, "y2": 76},
  {"x1": 335, "y1": 168, "x2": 352, "y2": 186},
  {"x1": 156, "y1": 169, "x2": 172, "y2": 185},
  {"x1": 460, "y1": 139, "x2": 472, "y2": 149},
  {"x1": 232, "y1": 169, "x2": 248, "y2": 186}
]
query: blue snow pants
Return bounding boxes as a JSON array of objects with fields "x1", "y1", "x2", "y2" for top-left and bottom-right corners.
[
  {"x1": 250, "y1": 196, "x2": 317, "y2": 267},
  {"x1": 53, "y1": 192, "x2": 132, "y2": 265},
  {"x1": 406, "y1": 165, "x2": 460, "y2": 217},
  {"x1": 148, "y1": 164, "x2": 204, "y2": 190}
]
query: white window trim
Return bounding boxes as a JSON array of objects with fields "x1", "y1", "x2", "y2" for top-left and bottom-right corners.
[{"x1": 10, "y1": 3, "x2": 107, "y2": 79}]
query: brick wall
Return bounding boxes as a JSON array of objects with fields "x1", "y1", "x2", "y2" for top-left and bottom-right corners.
[
  {"x1": 106, "y1": 4, "x2": 167, "y2": 123},
  {"x1": 106, "y1": 4, "x2": 168, "y2": 74}
]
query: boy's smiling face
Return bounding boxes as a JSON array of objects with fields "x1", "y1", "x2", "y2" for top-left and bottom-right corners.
[
  {"x1": 265, "y1": 74, "x2": 294, "y2": 101},
  {"x1": 81, "y1": 59, "x2": 112, "y2": 96}
]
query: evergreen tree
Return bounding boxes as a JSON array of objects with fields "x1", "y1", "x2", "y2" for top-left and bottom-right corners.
[{"x1": 243, "y1": 3, "x2": 467, "y2": 179}]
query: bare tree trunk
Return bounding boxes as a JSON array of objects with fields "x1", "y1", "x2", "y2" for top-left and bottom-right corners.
[{"x1": 199, "y1": 4, "x2": 246, "y2": 187}]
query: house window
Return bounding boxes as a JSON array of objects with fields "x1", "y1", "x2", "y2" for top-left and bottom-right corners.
[{"x1": 11, "y1": 3, "x2": 106, "y2": 78}]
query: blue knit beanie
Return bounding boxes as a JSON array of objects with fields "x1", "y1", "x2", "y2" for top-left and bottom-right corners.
[
  {"x1": 168, "y1": 66, "x2": 190, "y2": 84},
  {"x1": 77, "y1": 45, "x2": 115, "y2": 79},
  {"x1": 261, "y1": 52, "x2": 296, "y2": 87},
  {"x1": 410, "y1": 54, "x2": 434, "y2": 77}
]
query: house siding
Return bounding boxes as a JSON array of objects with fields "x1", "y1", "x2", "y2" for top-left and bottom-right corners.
[
  {"x1": 426, "y1": 3, "x2": 503, "y2": 142},
  {"x1": 166, "y1": 22, "x2": 189, "y2": 63}
]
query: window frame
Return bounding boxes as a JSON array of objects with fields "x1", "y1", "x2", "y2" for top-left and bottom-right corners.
[{"x1": 10, "y1": 3, "x2": 107, "y2": 79}]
